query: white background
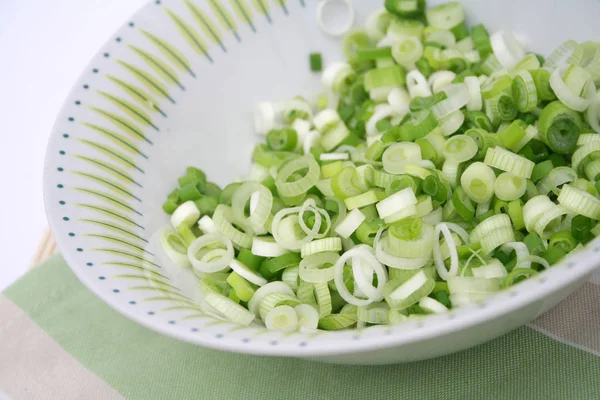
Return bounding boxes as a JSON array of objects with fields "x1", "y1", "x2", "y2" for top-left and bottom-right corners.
[{"x1": 0, "y1": 0, "x2": 146, "y2": 290}]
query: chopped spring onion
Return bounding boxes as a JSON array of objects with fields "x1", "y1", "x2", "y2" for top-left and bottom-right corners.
[
  {"x1": 460, "y1": 162, "x2": 495, "y2": 204},
  {"x1": 419, "y1": 296, "x2": 448, "y2": 313},
  {"x1": 494, "y1": 172, "x2": 527, "y2": 201},
  {"x1": 265, "y1": 305, "x2": 299, "y2": 331},
  {"x1": 484, "y1": 147, "x2": 534, "y2": 179},
  {"x1": 188, "y1": 233, "x2": 234, "y2": 274},
  {"x1": 160, "y1": 2, "x2": 600, "y2": 332},
  {"x1": 557, "y1": 184, "x2": 600, "y2": 220},
  {"x1": 159, "y1": 227, "x2": 191, "y2": 267}
]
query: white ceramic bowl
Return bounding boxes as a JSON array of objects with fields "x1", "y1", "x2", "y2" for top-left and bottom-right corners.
[{"x1": 44, "y1": 0, "x2": 600, "y2": 364}]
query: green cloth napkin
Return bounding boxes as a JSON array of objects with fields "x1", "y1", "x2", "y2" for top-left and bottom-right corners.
[{"x1": 1, "y1": 255, "x2": 599, "y2": 400}]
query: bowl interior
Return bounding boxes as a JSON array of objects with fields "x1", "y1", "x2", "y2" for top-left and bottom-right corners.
[{"x1": 44, "y1": 0, "x2": 600, "y2": 358}]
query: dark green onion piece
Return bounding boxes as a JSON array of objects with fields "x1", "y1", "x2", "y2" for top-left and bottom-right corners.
[
  {"x1": 543, "y1": 246, "x2": 567, "y2": 265},
  {"x1": 572, "y1": 215, "x2": 594, "y2": 243},
  {"x1": 194, "y1": 196, "x2": 218, "y2": 216},
  {"x1": 452, "y1": 186, "x2": 475, "y2": 221},
  {"x1": 431, "y1": 289, "x2": 452, "y2": 308},
  {"x1": 219, "y1": 182, "x2": 241, "y2": 206},
  {"x1": 538, "y1": 101, "x2": 583, "y2": 154},
  {"x1": 523, "y1": 232, "x2": 545, "y2": 256},
  {"x1": 453, "y1": 69, "x2": 476, "y2": 83},
  {"x1": 398, "y1": 110, "x2": 439, "y2": 141},
  {"x1": 260, "y1": 252, "x2": 302, "y2": 280},
  {"x1": 549, "y1": 153, "x2": 567, "y2": 167},
  {"x1": 518, "y1": 112, "x2": 538, "y2": 125},
  {"x1": 203, "y1": 182, "x2": 222, "y2": 198},
  {"x1": 415, "y1": 56, "x2": 432, "y2": 78},
  {"x1": 179, "y1": 183, "x2": 203, "y2": 202},
  {"x1": 530, "y1": 160, "x2": 554, "y2": 183},
  {"x1": 519, "y1": 139, "x2": 549, "y2": 163},
  {"x1": 310, "y1": 52, "x2": 323, "y2": 72},
  {"x1": 465, "y1": 111, "x2": 494, "y2": 131},
  {"x1": 450, "y1": 22, "x2": 469, "y2": 41}
]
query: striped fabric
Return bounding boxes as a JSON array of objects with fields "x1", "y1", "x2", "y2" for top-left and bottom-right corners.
[{"x1": 1, "y1": 255, "x2": 599, "y2": 400}]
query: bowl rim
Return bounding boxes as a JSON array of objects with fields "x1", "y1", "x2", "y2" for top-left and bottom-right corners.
[{"x1": 43, "y1": 0, "x2": 600, "y2": 357}]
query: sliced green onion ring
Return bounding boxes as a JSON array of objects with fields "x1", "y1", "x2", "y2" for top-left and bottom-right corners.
[
  {"x1": 333, "y1": 245, "x2": 388, "y2": 306},
  {"x1": 557, "y1": 184, "x2": 600, "y2": 220},
  {"x1": 188, "y1": 233, "x2": 234, "y2": 273},
  {"x1": 494, "y1": 172, "x2": 527, "y2": 201},
  {"x1": 230, "y1": 259, "x2": 267, "y2": 286},
  {"x1": 299, "y1": 251, "x2": 339, "y2": 283}
]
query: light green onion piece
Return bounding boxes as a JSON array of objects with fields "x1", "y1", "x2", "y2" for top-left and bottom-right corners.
[
  {"x1": 314, "y1": 282, "x2": 333, "y2": 318},
  {"x1": 259, "y1": 292, "x2": 301, "y2": 321},
  {"x1": 470, "y1": 214, "x2": 512, "y2": 243},
  {"x1": 460, "y1": 162, "x2": 496, "y2": 204},
  {"x1": 213, "y1": 204, "x2": 254, "y2": 248},
  {"x1": 557, "y1": 184, "x2": 600, "y2": 219},
  {"x1": 301, "y1": 238, "x2": 342, "y2": 258},
  {"x1": 170, "y1": 201, "x2": 200, "y2": 229},
  {"x1": 523, "y1": 195, "x2": 570, "y2": 238},
  {"x1": 442, "y1": 134, "x2": 478, "y2": 162},
  {"x1": 298, "y1": 250, "x2": 342, "y2": 283},
  {"x1": 294, "y1": 304, "x2": 319, "y2": 331},
  {"x1": 232, "y1": 181, "x2": 273, "y2": 232},
  {"x1": 480, "y1": 226, "x2": 516, "y2": 254},
  {"x1": 344, "y1": 190, "x2": 379, "y2": 210},
  {"x1": 382, "y1": 142, "x2": 422, "y2": 174},
  {"x1": 159, "y1": 227, "x2": 191, "y2": 267},
  {"x1": 226, "y1": 272, "x2": 257, "y2": 302},
  {"x1": 426, "y1": 1, "x2": 464, "y2": 30},
  {"x1": 204, "y1": 290, "x2": 255, "y2": 325},
  {"x1": 384, "y1": 269, "x2": 435, "y2": 310},
  {"x1": 447, "y1": 276, "x2": 501, "y2": 294},
  {"x1": 392, "y1": 36, "x2": 424, "y2": 68},
  {"x1": 484, "y1": 147, "x2": 535, "y2": 179},
  {"x1": 322, "y1": 62, "x2": 355, "y2": 93},
  {"x1": 364, "y1": 65, "x2": 406, "y2": 91},
  {"x1": 335, "y1": 208, "x2": 366, "y2": 238},
  {"x1": 536, "y1": 166, "x2": 577, "y2": 195},
  {"x1": 357, "y1": 302, "x2": 390, "y2": 324},
  {"x1": 275, "y1": 155, "x2": 321, "y2": 197},
  {"x1": 282, "y1": 266, "x2": 300, "y2": 291},
  {"x1": 251, "y1": 236, "x2": 287, "y2": 257},
  {"x1": 188, "y1": 233, "x2": 234, "y2": 274},
  {"x1": 264, "y1": 305, "x2": 298, "y2": 332},
  {"x1": 376, "y1": 187, "x2": 418, "y2": 219},
  {"x1": 471, "y1": 259, "x2": 508, "y2": 279},
  {"x1": 512, "y1": 70, "x2": 538, "y2": 112},
  {"x1": 419, "y1": 296, "x2": 449, "y2": 313},
  {"x1": 494, "y1": 172, "x2": 527, "y2": 201},
  {"x1": 248, "y1": 281, "x2": 295, "y2": 316}
]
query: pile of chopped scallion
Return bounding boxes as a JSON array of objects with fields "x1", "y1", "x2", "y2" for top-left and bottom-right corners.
[{"x1": 158, "y1": 0, "x2": 600, "y2": 332}]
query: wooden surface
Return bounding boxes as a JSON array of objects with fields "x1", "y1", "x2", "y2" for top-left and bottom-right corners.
[{"x1": 31, "y1": 228, "x2": 56, "y2": 268}]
